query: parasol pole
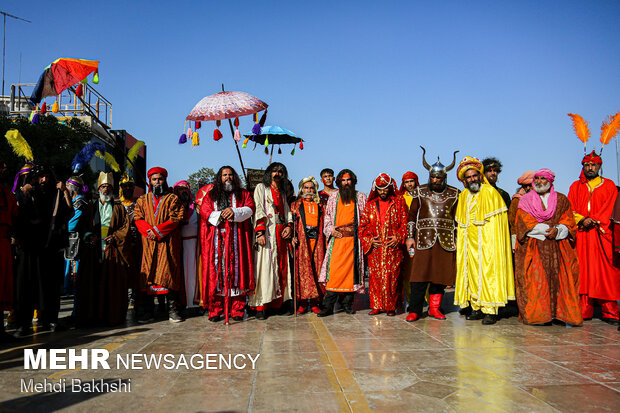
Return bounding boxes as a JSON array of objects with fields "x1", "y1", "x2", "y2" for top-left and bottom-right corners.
[
  {"x1": 222, "y1": 84, "x2": 249, "y2": 184},
  {"x1": 269, "y1": 144, "x2": 274, "y2": 165}
]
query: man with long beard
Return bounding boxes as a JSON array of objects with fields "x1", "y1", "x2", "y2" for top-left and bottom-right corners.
[
  {"x1": 134, "y1": 167, "x2": 185, "y2": 323},
  {"x1": 249, "y1": 162, "x2": 293, "y2": 320},
  {"x1": 360, "y1": 173, "x2": 408, "y2": 316},
  {"x1": 80, "y1": 173, "x2": 133, "y2": 325},
  {"x1": 404, "y1": 149, "x2": 459, "y2": 322},
  {"x1": 568, "y1": 151, "x2": 620, "y2": 325},
  {"x1": 454, "y1": 157, "x2": 514, "y2": 325},
  {"x1": 514, "y1": 169, "x2": 582, "y2": 326},
  {"x1": 291, "y1": 176, "x2": 326, "y2": 314},
  {"x1": 196, "y1": 166, "x2": 255, "y2": 322},
  {"x1": 318, "y1": 169, "x2": 367, "y2": 317},
  {"x1": 13, "y1": 166, "x2": 72, "y2": 336}
]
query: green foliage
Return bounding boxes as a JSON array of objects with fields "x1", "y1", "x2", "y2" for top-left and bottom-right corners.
[
  {"x1": 0, "y1": 114, "x2": 96, "y2": 186},
  {"x1": 186, "y1": 167, "x2": 216, "y2": 193}
]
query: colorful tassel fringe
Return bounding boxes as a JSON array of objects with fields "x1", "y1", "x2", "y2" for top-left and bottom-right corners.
[
  {"x1": 299, "y1": 141, "x2": 304, "y2": 150},
  {"x1": 252, "y1": 123, "x2": 262, "y2": 135},
  {"x1": 192, "y1": 132, "x2": 199, "y2": 146},
  {"x1": 242, "y1": 138, "x2": 249, "y2": 148},
  {"x1": 52, "y1": 101, "x2": 59, "y2": 113},
  {"x1": 93, "y1": 70, "x2": 99, "y2": 84},
  {"x1": 213, "y1": 129, "x2": 223, "y2": 141},
  {"x1": 179, "y1": 133, "x2": 187, "y2": 144},
  {"x1": 195, "y1": 121, "x2": 201, "y2": 129}
]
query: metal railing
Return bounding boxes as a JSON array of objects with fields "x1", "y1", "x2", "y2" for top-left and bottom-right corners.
[{"x1": 8, "y1": 82, "x2": 112, "y2": 128}]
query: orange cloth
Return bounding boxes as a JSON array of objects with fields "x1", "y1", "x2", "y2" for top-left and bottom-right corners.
[
  {"x1": 326, "y1": 198, "x2": 356, "y2": 292},
  {"x1": 303, "y1": 200, "x2": 318, "y2": 252}
]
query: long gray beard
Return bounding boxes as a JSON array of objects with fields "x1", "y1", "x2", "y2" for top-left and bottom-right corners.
[
  {"x1": 534, "y1": 182, "x2": 551, "y2": 194},
  {"x1": 467, "y1": 182, "x2": 481, "y2": 193},
  {"x1": 224, "y1": 182, "x2": 233, "y2": 192},
  {"x1": 99, "y1": 193, "x2": 112, "y2": 202}
]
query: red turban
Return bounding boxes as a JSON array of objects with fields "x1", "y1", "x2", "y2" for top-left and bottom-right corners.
[
  {"x1": 368, "y1": 173, "x2": 397, "y2": 202},
  {"x1": 399, "y1": 171, "x2": 419, "y2": 193},
  {"x1": 582, "y1": 150, "x2": 602, "y2": 165},
  {"x1": 147, "y1": 167, "x2": 168, "y2": 178}
]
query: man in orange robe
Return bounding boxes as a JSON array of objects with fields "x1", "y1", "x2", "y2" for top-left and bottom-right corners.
[
  {"x1": 134, "y1": 167, "x2": 185, "y2": 323},
  {"x1": 291, "y1": 176, "x2": 326, "y2": 314},
  {"x1": 568, "y1": 151, "x2": 620, "y2": 325},
  {"x1": 318, "y1": 169, "x2": 367, "y2": 316},
  {"x1": 514, "y1": 169, "x2": 582, "y2": 326},
  {"x1": 360, "y1": 174, "x2": 408, "y2": 316}
]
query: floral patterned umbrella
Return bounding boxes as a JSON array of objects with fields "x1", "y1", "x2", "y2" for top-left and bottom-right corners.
[{"x1": 186, "y1": 91, "x2": 268, "y2": 121}]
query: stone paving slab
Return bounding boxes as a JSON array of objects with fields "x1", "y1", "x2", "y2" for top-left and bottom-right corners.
[{"x1": 1, "y1": 303, "x2": 619, "y2": 412}]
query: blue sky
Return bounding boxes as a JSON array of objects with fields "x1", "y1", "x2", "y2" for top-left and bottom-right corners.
[{"x1": 3, "y1": 1, "x2": 619, "y2": 194}]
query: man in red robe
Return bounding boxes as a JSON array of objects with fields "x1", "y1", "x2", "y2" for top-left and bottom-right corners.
[
  {"x1": 568, "y1": 151, "x2": 620, "y2": 325},
  {"x1": 359, "y1": 173, "x2": 408, "y2": 316},
  {"x1": 0, "y1": 160, "x2": 17, "y2": 341},
  {"x1": 515, "y1": 169, "x2": 582, "y2": 326},
  {"x1": 291, "y1": 176, "x2": 326, "y2": 314},
  {"x1": 195, "y1": 166, "x2": 255, "y2": 322},
  {"x1": 134, "y1": 167, "x2": 185, "y2": 323}
]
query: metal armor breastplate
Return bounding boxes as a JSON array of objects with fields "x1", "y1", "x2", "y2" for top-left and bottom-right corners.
[{"x1": 415, "y1": 185, "x2": 458, "y2": 251}]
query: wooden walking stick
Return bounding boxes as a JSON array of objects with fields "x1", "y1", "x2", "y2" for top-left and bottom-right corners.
[{"x1": 292, "y1": 213, "x2": 297, "y2": 317}]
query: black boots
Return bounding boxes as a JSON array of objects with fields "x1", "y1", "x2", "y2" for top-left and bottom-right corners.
[
  {"x1": 341, "y1": 293, "x2": 355, "y2": 314},
  {"x1": 167, "y1": 291, "x2": 183, "y2": 323},
  {"x1": 317, "y1": 291, "x2": 338, "y2": 317}
]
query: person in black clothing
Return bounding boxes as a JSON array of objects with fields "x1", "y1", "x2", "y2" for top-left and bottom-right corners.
[{"x1": 13, "y1": 166, "x2": 72, "y2": 337}]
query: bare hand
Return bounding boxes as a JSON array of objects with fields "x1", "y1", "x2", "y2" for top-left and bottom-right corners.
[
  {"x1": 146, "y1": 229, "x2": 157, "y2": 240},
  {"x1": 21, "y1": 184, "x2": 33, "y2": 194},
  {"x1": 581, "y1": 217, "x2": 596, "y2": 229},
  {"x1": 282, "y1": 227, "x2": 292, "y2": 239},
  {"x1": 545, "y1": 227, "x2": 558, "y2": 240},
  {"x1": 220, "y1": 207, "x2": 234, "y2": 221},
  {"x1": 56, "y1": 181, "x2": 66, "y2": 191},
  {"x1": 104, "y1": 235, "x2": 114, "y2": 244},
  {"x1": 291, "y1": 237, "x2": 298, "y2": 247},
  {"x1": 371, "y1": 236, "x2": 382, "y2": 248},
  {"x1": 386, "y1": 235, "x2": 398, "y2": 248},
  {"x1": 331, "y1": 229, "x2": 343, "y2": 239},
  {"x1": 405, "y1": 238, "x2": 415, "y2": 250},
  {"x1": 257, "y1": 234, "x2": 266, "y2": 246}
]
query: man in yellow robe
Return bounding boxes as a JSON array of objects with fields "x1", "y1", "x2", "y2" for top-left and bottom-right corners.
[{"x1": 454, "y1": 156, "x2": 515, "y2": 325}]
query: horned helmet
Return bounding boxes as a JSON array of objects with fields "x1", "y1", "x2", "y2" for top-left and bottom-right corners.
[{"x1": 420, "y1": 146, "x2": 459, "y2": 186}]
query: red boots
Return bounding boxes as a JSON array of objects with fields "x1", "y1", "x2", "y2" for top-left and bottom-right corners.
[{"x1": 428, "y1": 294, "x2": 446, "y2": 320}]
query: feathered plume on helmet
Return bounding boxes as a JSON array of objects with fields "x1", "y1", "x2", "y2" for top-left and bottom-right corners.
[{"x1": 568, "y1": 112, "x2": 620, "y2": 158}]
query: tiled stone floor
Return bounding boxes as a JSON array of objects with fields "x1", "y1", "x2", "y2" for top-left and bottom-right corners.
[{"x1": 1, "y1": 297, "x2": 619, "y2": 412}]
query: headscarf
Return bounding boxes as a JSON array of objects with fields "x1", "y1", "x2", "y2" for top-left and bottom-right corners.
[
  {"x1": 368, "y1": 173, "x2": 397, "y2": 202},
  {"x1": 399, "y1": 171, "x2": 419, "y2": 194},
  {"x1": 512, "y1": 170, "x2": 535, "y2": 200},
  {"x1": 517, "y1": 168, "x2": 557, "y2": 223},
  {"x1": 297, "y1": 176, "x2": 320, "y2": 204},
  {"x1": 173, "y1": 180, "x2": 194, "y2": 216},
  {"x1": 147, "y1": 167, "x2": 168, "y2": 179},
  {"x1": 12, "y1": 162, "x2": 34, "y2": 192}
]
